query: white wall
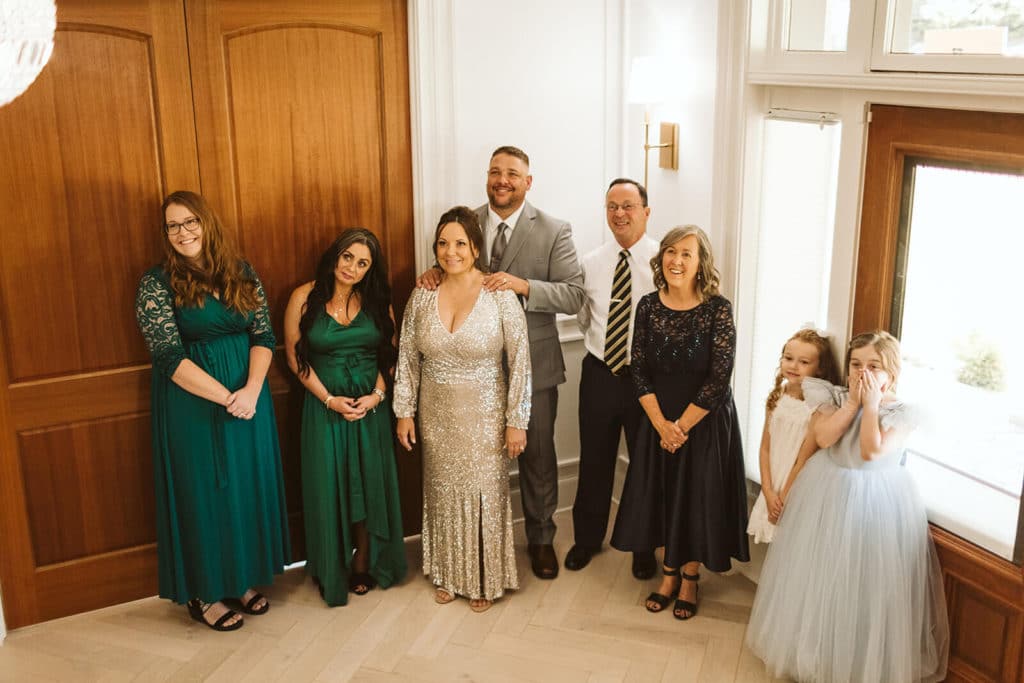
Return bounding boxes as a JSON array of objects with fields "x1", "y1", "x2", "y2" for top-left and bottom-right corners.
[
  {"x1": 418, "y1": 0, "x2": 725, "y2": 470},
  {"x1": 416, "y1": 0, "x2": 627, "y2": 485},
  {"x1": 624, "y1": 0, "x2": 721, "y2": 244},
  {"x1": 447, "y1": 0, "x2": 623, "y2": 260}
]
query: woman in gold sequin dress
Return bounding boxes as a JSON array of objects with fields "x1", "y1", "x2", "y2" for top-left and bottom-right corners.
[{"x1": 394, "y1": 206, "x2": 531, "y2": 612}]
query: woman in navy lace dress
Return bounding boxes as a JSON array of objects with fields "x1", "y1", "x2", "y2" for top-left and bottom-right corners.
[{"x1": 611, "y1": 225, "x2": 748, "y2": 621}]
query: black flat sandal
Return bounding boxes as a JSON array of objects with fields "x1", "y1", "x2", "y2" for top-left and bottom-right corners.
[
  {"x1": 229, "y1": 590, "x2": 269, "y2": 615},
  {"x1": 673, "y1": 571, "x2": 701, "y2": 621},
  {"x1": 187, "y1": 599, "x2": 243, "y2": 632},
  {"x1": 349, "y1": 572, "x2": 377, "y2": 596},
  {"x1": 645, "y1": 567, "x2": 681, "y2": 613}
]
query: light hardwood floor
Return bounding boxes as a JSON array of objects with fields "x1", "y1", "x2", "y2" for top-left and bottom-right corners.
[{"x1": 0, "y1": 511, "x2": 786, "y2": 682}]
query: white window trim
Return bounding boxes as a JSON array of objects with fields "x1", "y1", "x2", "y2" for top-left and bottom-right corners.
[
  {"x1": 748, "y1": 0, "x2": 1024, "y2": 94},
  {"x1": 870, "y1": 0, "x2": 1024, "y2": 76}
]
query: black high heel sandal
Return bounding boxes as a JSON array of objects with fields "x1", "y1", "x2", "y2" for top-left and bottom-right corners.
[
  {"x1": 673, "y1": 571, "x2": 701, "y2": 621},
  {"x1": 645, "y1": 567, "x2": 681, "y2": 613},
  {"x1": 187, "y1": 599, "x2": 243, "y2": 632}
]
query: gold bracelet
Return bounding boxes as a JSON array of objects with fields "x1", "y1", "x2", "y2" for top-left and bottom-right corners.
[{"x1": 324, "y1": 395, "x2": 335, "y2": 408}]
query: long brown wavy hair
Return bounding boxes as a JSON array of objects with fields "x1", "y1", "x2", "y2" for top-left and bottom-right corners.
[
  {"x1": 160, "y1": 191, "x2": 260, "y2": 313},
  {"x1": 764, "y1": 328, "x2": 841, "y2": 412}
]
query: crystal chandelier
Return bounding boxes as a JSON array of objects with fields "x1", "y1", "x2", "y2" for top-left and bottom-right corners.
[{"x1": 0, "y1": 0, "x2": 57, "y2": 108}]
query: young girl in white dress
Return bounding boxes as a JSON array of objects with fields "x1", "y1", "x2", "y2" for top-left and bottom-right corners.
[
  {"x1": 746, "y1": 330, "x2": 948, "y2": 683},
  {"x1": 747, "y1": 329, "x2": 840, "y2": 544}
]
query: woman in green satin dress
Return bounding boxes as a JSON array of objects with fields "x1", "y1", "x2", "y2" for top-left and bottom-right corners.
[
  {"x1": 135, "y1": 191, "x2": 290, "y2": 632},
  {"x1": 284, "y1": 229, "x2": 406, "y2": 606}
]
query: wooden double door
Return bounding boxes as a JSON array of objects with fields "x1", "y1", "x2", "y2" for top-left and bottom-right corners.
[{"x1": 0, "y1": 0, "x2": 419, "y2": 629}]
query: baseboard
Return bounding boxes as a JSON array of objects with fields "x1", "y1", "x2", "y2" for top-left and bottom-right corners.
[{"x1": 506, "y1": 452, "x2": 631, "y2": 524}]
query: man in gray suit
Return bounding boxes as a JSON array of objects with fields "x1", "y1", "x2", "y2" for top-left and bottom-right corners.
[{"x1": 419, "y1": 145, "x2": 584, "y2": 579}]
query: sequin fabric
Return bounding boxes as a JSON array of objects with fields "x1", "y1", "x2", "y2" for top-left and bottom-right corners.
[{"x1": 394, "y1": 287, "x2": 531, "y2": 600}]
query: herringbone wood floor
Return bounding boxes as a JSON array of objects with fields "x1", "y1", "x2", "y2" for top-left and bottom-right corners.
[{"x1": 0, "y1": 511, "x2": 786, "y2": 682}]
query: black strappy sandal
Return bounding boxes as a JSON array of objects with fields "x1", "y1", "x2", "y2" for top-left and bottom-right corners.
[
  {"x1": 228, "y1": 590, "x2": 269, "y2": 615},
  {"x1": 187, "y1": 599, "x2": 243, "y2": 632},
  {"x1": 645, "y1": 567, "x2": 681, "y2": 613},
  {"x1": 673, "y1": 571, "x2": 701, "y2": 620}
]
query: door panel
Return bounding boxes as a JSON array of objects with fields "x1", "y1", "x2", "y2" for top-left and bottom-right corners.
[
  {"x1": 0, "y1": 0, "x2": 199, "y2": 628},
  {"x1": 185, "y1": 0, "x2": 420, "y2": 539}
]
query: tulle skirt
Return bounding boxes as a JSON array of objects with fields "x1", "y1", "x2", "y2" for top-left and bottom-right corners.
[{"x1": 746, "y1": 454, "x2": 948, "y2": 683}]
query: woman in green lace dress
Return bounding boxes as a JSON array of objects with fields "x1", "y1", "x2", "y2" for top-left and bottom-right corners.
[
  {"x1": 135, "y1": 191, "x2": 290, "y2": 632},
  {"x1": 284, "y1": 229, "x2": 406, "y2": 606}
]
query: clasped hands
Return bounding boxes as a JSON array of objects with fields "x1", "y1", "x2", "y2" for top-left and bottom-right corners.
[
  {"x1": 225, "y1": 385, "x2": 260, "y2": 420},
  {"x1": 657, "y1": 417, "x2": 688, "y2": 454},
  {"x1": 326, "y1": 393, "x2": 382, "y2": 422},
  {"x1": 416, "y1": 266, "x2": 528, "y2": 296}
]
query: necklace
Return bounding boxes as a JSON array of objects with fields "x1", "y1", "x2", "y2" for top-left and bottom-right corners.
[{"x1": 330, "y1": 292, "x2": 353, "y2": 324}]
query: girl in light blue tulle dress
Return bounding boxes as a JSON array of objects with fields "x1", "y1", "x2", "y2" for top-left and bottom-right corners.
[{"x1": 746, "y1": 331, "x2": 948, "y2": 683}]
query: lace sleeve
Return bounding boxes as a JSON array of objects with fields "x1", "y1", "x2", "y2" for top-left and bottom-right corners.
[
  {"x1": 135, "y1": 269, "x2": 187, "y2": 378},
  {"x1": 694, "y1": 297, "x2": 737, "y2": 409},
  {"x1": 631, "y1": 294, "x2": 656, "y2": 398},
  {"x1": 498, "y1": 290, "x2": 532, "y2": 429},
  {"x1": 245, "y1": 266, "x2": 276, "y2": 350},
  {"x1": 392, "y1": 289, "x2": 423, "y2": 418}
]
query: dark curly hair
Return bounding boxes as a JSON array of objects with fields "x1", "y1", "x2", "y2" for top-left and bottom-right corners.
[{"x1": 294, "y1": 229, "x2": 396, "y2": 389}]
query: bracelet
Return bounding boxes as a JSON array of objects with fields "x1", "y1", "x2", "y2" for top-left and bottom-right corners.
[
  {"x1": 372, "y1": 387, "x2": 386, "y2": 403},
  {"x1": 324, "y1": 395, "x2": 335, "y2": 408}
]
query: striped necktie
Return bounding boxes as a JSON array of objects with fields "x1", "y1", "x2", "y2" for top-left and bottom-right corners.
[
  {"x1": 490, "y1": 222, "x2": 509, "y2": 272},
  {"x1": 604, "y1": 250, "x2": 631, "y2": 375}
]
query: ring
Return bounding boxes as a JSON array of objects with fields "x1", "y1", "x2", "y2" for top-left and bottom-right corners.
[{"x1": 502, "y1": 279, "x2": 508, "y2": 285}]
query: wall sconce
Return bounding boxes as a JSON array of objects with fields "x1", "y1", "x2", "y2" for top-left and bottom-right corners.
[{"x1": 627, "y1": 56, "x2": 679, "y2": 188}]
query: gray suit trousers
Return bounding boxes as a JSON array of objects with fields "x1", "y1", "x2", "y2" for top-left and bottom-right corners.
[{"x1": 518, "y1": 386, "x2": 559, "y2": 544}]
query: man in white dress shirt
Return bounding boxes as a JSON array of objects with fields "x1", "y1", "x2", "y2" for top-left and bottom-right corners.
[{"x1": 564, "y1": 178, "x2": 658, "y2": 578}]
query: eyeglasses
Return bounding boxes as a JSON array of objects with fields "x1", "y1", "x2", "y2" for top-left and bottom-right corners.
[
  {"x1": 165, "y1": 217, "x2": 201, "y2": 235},
  {"x1": 606, "y1": 203, "x2": 641, "y2": 213}
]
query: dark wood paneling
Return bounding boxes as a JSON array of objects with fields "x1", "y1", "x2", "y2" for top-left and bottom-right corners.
[
  {"x1": 186, "y1": 0, "x2": 420, "y2": 536},
  {"x1": 934, "y1": 526, "x2": 1024, "y2": 683},
  {"x1": 0, "y1": 0, "x2": 417, "y2": 629},
  {"x1": 0, "y1": 0, "x2": 199, "y2": 629},
  {"x1": 19, "y1": 414, "x2": 154, "y2": 566}
]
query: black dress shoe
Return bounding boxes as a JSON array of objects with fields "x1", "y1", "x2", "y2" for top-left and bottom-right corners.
[
  {"x1": 528, "y1": 543, "x2": 559, "y2": 579},
  {"x1": 632, "y1": 550, "x2": 656, "y2": 580},
  {"x1": 564, "y1": 544, "x2": 597, "y2": 571}
]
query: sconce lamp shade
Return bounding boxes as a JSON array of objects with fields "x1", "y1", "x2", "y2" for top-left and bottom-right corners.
[
  {"x1": 0, "y1": 0, "x2": 57, "y2": 108},
  {"x1": 627, "y1": 56, "x2": 667, "y2": 104}
]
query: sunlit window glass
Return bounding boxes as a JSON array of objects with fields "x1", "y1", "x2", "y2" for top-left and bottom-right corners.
[
  {"x1": 889, "y1": 0, "x2": 1024, "y2": 56},
  {"x1": 894, "y1": 161, "x2": 1024, "y2": 562}
]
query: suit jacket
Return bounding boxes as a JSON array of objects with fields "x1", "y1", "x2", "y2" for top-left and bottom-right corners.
[{"x1": 477, "y1": 201, "x2": 585, "y2": 391}]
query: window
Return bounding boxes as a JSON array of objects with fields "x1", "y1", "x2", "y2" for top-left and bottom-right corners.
[
  {"x1": 739, "y1": 112, "x2": 841, "y2": 481},
  {"x1": 891, "y1": 160, "x2": 1024, "y2": 561},
  {"x1": 873, "y1": 0, "x2": 1024, "y2": 74},
  {"x1": 787, "y1": 0, "x2": 851, "y2": 51}
]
